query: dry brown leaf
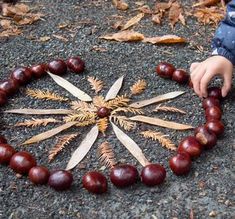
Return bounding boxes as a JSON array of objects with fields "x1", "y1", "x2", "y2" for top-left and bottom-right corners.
[
  {"x1": 49, "y1": 134, "x2": 78, "y2": 162},
  {"x1": 111, "y1": 107, "x2": 144, "y2": 115},
  {"x1": 152, "y1": 14, "x2": 162, "y2": 24},
  {"x1": 155, "y1": 2, "x2": 172, "y2": 12},
  {"x1": 63, "y1": 112, "x2": 97, "y2": 123},
  {"x1": 130, "y1": 79, "x2": 147, "y2": 95},
  {"x1": 105, "y1": 75, "x2": 124, "y2": 101},
  {"x1": 97, "y1": 141, "x2": 117, "y2": 169},
  {"x1": 129, "y1": 115, "x2": 194, "y2": 130},
  {"x1": 193, "y1": 0, "x2": 220, "y2": 7},
  {"x1": 2, "y1": 3, "x2": 30, "y2": 17},
  {"x1": 97, "y1": 117, "x2": 109, "y2": 134},
  {"x1": 39, "y1": 36, "x2": 50, "y2": 42},
  {"x1": 0, "y1": 26, "x2": 22, "y2": 38},
  {"x1": 0, "y1": 19, "x2": 11, "y2": 29},
  {"x1": 5, "y1": 108, "x2": 73, "y2": 115},
  {"x1": 100, "y1": 31, "x2": 144, "y2": 42},
  {"x1": 93, "y1": 96, "x2": 107, "y2": 108},
  {"x1": 53, "y1": 34, "x2": 69, "y2": 42},
  {"x1": 87, "y1": 76, "x2": 104, "y2": 94},
  {"x1": 136, "y1": 5, "x2": 152, "y2": 14},
  {"x1": 154, "y1": 105, "x2": 186, "y2": 114},
  {"x1": 121, "y1": 13, "x2": 144, "y2": 30},
  {"x1": 168, "y1": 1, "x2": 185, "y2": 28},
  {"x1": 70, "y1": 101, "x2": 96, "y2": 112},
  {"x1": 106, "y1": 95, "x2": 130, "y2": 109},
  {"x1": 111, "y1": 115, "x2": 136, "y2": 131},
  {"x1": 112, "y1": 0, "x2": 129, "y2": 10},
  {"x1": 91, "y1": 46, "x2": 108, "y2": 52},
  {"x1": 15, "y1": 118, "x2": 59, "y2": 127},
  {"x1": 141, "y1": 130, "x2": 176, "y2": 151},
  {"x1": 75, "y1": 119, "x2": 96, "y2": 127},
  {"x1": 143, "y1": 35, "x2": 186, "y2": 44}
]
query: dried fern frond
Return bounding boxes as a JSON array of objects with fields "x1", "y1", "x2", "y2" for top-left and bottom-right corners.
[
  {"x1": 93, "y1": 96, "x2": 107, "y2": 108},
  {"x1": 154, "y1": 105, "x2": 186, "y2": 114},
  {"x1": 111, "y1": 115, "x2": 136, "y2": 131},
  {"x1": 15, "y1": 118, "x2": 59, "y2": 127},
  {"x1": 107, "y1": 95, "x2": 130, "y2": 109},
  {"x1": 97, "y1": 141, "x2": 117, "y2": 169},
  {"x1": 49, "y1": 133, "x2": 78, "y2": 162},
  {"x1": 97, "y1": 117, "x2": 109, "y2": 134},
  {"x1": 130, "y1": 79, "x2": 147, "y2": 95},
  {"x1": 70, "y1": 101, "x2": 96, "y2": 112},
  {"x1": 63, "y1": 112, "x2": 97, "y2": 123},
  {"x1": 141, "y1": 130, "x2": 176, "y2": 151},
  {"x1": 75, "y1": 119, "x2": 96, "y2": 127},
  {"x1": 87, "y1": 76, "x2": 104, "y2": 94},
  {"x1": 26, "y1": 89, "x2": 68, "y2": 102},
  {"x1": 111, "y1": 107, "x2": 144, "y2": 115}
]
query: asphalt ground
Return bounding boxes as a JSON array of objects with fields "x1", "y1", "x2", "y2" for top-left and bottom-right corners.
[{"x1": 0, "y1": 1, "x2": 234, "y2": 218}]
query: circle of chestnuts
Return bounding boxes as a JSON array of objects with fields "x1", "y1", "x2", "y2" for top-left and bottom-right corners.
[{"x1": 0, "y1": 59, "x2": 225, "y2": 194}]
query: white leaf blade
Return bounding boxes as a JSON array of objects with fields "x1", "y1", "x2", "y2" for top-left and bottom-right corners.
[
  {"x1": 66, "y1": 125, "x2": 99, "y2": 170},
  {"x1": 48, "y1": 72, "x2": 92, "y2": 102},
  {"x1": 5, "y1": 109, "x2": 73, "y2": 115},
  {"x1": 130, "y1": 91, "x2": 185, "y2": 108},
  {"x1": 105, "y1": 75, "x2": 124, "y2": 101},
  {"x1": 111, "y1": 122, "x2": 150, "y2": 166}
]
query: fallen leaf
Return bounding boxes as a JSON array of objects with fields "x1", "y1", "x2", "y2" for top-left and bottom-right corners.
[
  {"x1": 53, "y1": 34, "x2": 69, "y2": 42},
  {"x1": 121, "y1": 13, "x2": 144, "y2": 30},
  {"x1": 112, "y1": 0, "x2": 129, "y2": 10},
  {"x1": 193, "y1": 0, "x2": 220, "y2": 7},
  {"x1": 155, "y1": 2, "x2": 172, "y2": 12},
  {"x1": 143, "y1": 35, "x2": 187, "y2": 44},
  {"x1": 136, "y1": 5, "x2": 152, "y2": 14},
  {"x1": 0, "y1": 19, "x2": 11, "y2": 29},
  {"x1": 2, "y1": 3, "x2": 30, "y2": 17},
  {"x1": 39, "y1": 36, "x2": 50, "y2": 42},
  {"x1": 111, "y1": 122, "x2": 150, "y2": 166},
  {"x1": 5, "y1": 109, "x2": 73, "y2": 115},
  {"x1": 66, "y1": 125, "x2": 99, "y2": 170},
  {"x1": 129, "y1": 115, "x2": 194, "y2": 130},
  {"x1": 152, "y1": 14, "x2": 162, "y2": 24},
  {"x1": 105, "y1": 75, "x2": 124, "y2": 101},
  {"x1": 91, "y1": 46, "x2": 108, "y2": 52},
  {"x1": 168, "y1": 1, "x2": 185, "y2": 28},
  {"x1": 100, "y1": 30, "x2": 144, "y2": 42}
]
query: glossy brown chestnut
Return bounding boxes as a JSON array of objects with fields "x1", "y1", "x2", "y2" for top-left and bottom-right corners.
[
  {"x1": 48, "y1": 170, "x2": 73, "y2": 191},
  {"x1": 156, "y1": 62, "x2": 175, "y2": 79},
  {"x1": 202, "y1": 97, "x2": 220, "y2": 110},
  {"x1": 207, "y1": 87, "x2": 222, "y2": 100},
  {"x1": 67, "y1": 57, "x2": 85, "y2": 74},
  {"x1": 205, "y1": 120, "x2": 224, "y2": 136},
  {"x1": 169, "y1": 153, "x2": 192, "y2": 175},
  {"x1": 110, "y1": 164, "x2": 138, "y2": 188},
  {"x1": 0, "y1": 91, "x2": 7, "y2": 106},
  {"x1": 31, "y1": 64, "x2": 47, "y2": 78},
  {"x1": 141, "y1": 164, "x2": 166, "y2": 186},
  {"x1": 0, "y1": 79, "x2": 19, "y2": 96},
  {"x1": 178, "y1": 136, "x2": 203, "y2": 158},
  {"x1": 0, "y1": 144, "x2": 16, "y2": 164},
  {"x1": 82, "y1": 171, "x2": 107, "y2": 194},
  {"x1": 97, "y1": 107, "x2": 111, "y2": 118},
  {"x1": 205, "y1": 106, "x2": 222, "y2": 121},
  {"x1": 172, "y1": 69, "x2": 189, "y2": 84},
  {"x1": 29, "y1": 166, "x2": 50, "y2": 185},
  {"x1": 48, "y1": 59, "x2": 67, "y2": 75},
  {"x1": 0, "y1": 136, "x2": 7, "y2": 144},
  {"x1": 10, "y1": 151, "x2": 36, "y2": 174},
  {"x1": 11, "y1": 67, "x2": 32, "y2": 85}
]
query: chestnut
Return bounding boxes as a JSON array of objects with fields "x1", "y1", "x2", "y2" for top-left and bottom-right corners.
[
  {"x1": 29, "y1": 166, "x2": 50, "y2": 185},
  {"x1": 0, "y1": 143, "x2": 16, "y2": 164},
  {"x1": 67, "y1": 57, "x2": 85, "y2": 74},
  {"x1": 10, "y1": 151, "x2": 36, "y2": 174},
  {"x1": 31, "y1": 64, "x2": 47, "y2": 78},
  {"x1": 110, "y1": 164, "x2": 138, "y2": 188},
  {"x1": 172, "y1": 69, "x2": 189, "y2": 84},
  {"x1": 48, "y1": 59, "x2": 67, "y2": 75},
  {"x1": 141, "y1": 164, "x2": 166, "y2": 186},
  {"x1": 205, "y1": 106, "x2": 222, "y2": 121},
  {"x1": 156, "y1": 62, "x2": 175, "y2": 79},
  {"x1": 0, "y1": 135, "x2": 7, "y2": 144},
  {"x1": 97, "y1": 107, "x2": 111, "y2": 118},
  {"x1": 195, "y1": 128, "x2": 217, "y2": 150},
  {"x1": 205, "y1": 120, "x2": 224, "y2": 136},
  {"x1": 82, "y1": 171, "x2": 107, "y2": 194},
  {"x1": 202, "y1": 97, "x2": 220, "y2": 110},
  {"x1": 207, "y1": 87, "x2": 222, "y2": 100},
  {"x1": 0, "y1": 91, "x2": 7, "y2": 106},
  {"x1": 0, "y1": 79, "x2": 19, "y2": 96},
  {"x1": 169, "y1": 153, "x2": 192, "y2": 175},
  {"x1": 11, "y1": 67, "x2": 32, "y2": 85},
  {"x1": 178, "y1": 136, "x2": 203, "y2": 158},
  {"x1": 48, "y1": 170, "x2": 73, "y2": 191}
]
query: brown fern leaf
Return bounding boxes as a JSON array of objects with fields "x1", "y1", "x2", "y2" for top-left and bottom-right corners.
[
  {"x1": 93, "y1": 96, "x2": 107, "y2": 108},
  {"x1": 97, "y1": 117, "x2": 109, "y2": 134},
  {"x1": 15, "y1": 118, "x2": 59, "y2": 127},
  {"x1": 63, "y1": 112, "x2": 97, "y2": 123},
  {"x1": 130, "y1": 79, "x2": 147, "y2": 95},
  {"x1": 141, "y1": 130, "x2": 176, "y2": 151},
  {"x1": 154, "y1": 105, "x2": 186, "y2": 114},
  {"x1": 87, "y1": 76, "x2": 104, "y2": 94},
  {"x1": 111, "y1": 107, "x2": 144, "y2": 115},
  {"x1": 70, "y1": 101, "x2": 96, "y2": 112},
  {"x1": 26, "y1": 89, "x2": 68, "y2": 102},
  {"x1": 75, "y1": 119, "x2": 96, "y2": 127},
  {"x1": 97, "y1": 141, "x2": 117, "y2": 169},
  {"x1": 106, "y1": 95, "x2": 130, "y2": 109},
  {"x1": 49, "y1": 133, "x2": 78, "y2": 162},
  {"x1": 111, "y1": 115, "x2": 136, "y2": 131}
]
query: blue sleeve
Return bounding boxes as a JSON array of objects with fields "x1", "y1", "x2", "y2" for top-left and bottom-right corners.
[{"x1": 212, "y1": 0, "x2": 235, "y2": 65}]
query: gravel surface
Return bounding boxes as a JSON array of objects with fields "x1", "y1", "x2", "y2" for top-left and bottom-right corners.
[{"x1": 0, "y1": 1, "x2": 234, "y2": 218}]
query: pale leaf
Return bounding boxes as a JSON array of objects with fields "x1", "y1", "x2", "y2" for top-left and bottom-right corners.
[
  {"x1": 112, "y1": 0, "x2": 129, "y2": 10},
  {"x1": 111, "y1": 122, "x2": 150, "y2": 166},
  {"x1": 130, "y1": 79, "x2": 147, "y2": 95},
  {"x1": 143, "y1": 35, "x2": 186, "y2": 44},
  {"x1": 105, "y1": 75, "x2": 124, "y2": 101},
  {"x1": 22, "y1": 122, "x2": 77, "y2": 145},
  {"x1": 100, "y1": 31, "x2": 144, "y2": 42},
  {"x1": 129, "y1": 116, "x2": 194, "y2": 130},
  {"x1": 130, "y1": 91, "x2": 185, "y2": 108},
  {"x1": 66, "y1": 125, "x2": 99, "y2": 170},
  {"x1": 154, "y1": 105, "x2": 186, "y2": 114},
  {"x1": 193, "y1": 0, "x2": 220, "y2": 7},
  {"x1": 47, "y1": 72, "x2": 92, "y2": 102},
  {"x1": 121, "y1": 13, "x2": 144, "y2": 30},
  {"x1": 5, "y1": 109, "x2": 73, "y2": 115}
]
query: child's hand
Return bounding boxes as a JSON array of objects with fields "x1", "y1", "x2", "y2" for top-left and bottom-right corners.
[{"x1": 190, "y1": 56, "x2": 233, "y2": 98}]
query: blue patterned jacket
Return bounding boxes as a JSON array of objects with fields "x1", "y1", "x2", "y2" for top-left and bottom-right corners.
[{"x1": 212, "y1": 0, "x2": 235, "y2": 65}]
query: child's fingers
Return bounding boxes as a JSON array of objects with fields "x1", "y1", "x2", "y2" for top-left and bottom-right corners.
[
  {"x1": 200, "y1": 71, "x2": 215, "y2": 98},
  {"x1": 191, "y1": 65, "x2": 206, "y2": 97},
  {"x1": 222, "y1": 72, "x2": 232, "y2": 97},
  {"x1": 190, "y1": 62, "x2": 200, "y2": 73}
]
